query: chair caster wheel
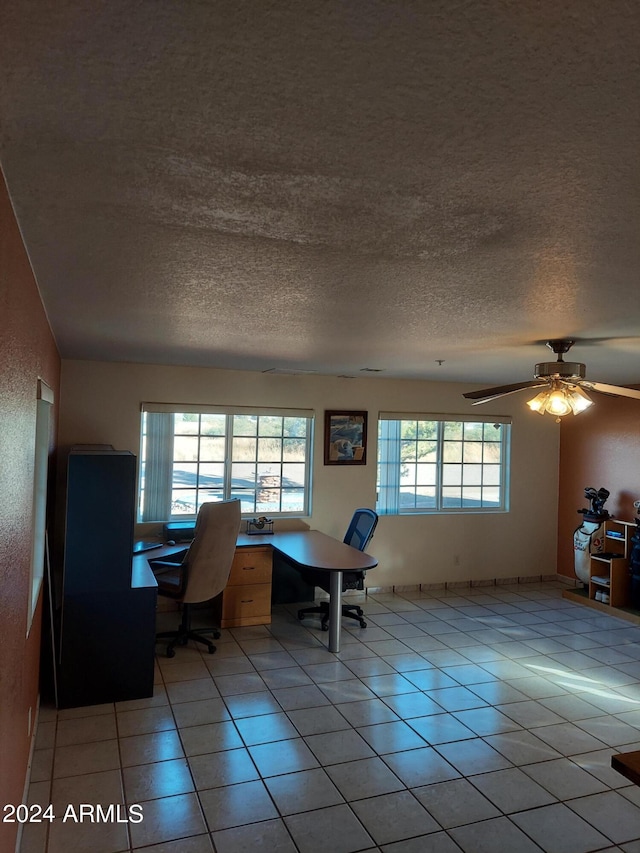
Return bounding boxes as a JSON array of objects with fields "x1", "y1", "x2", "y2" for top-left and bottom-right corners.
[
  {"x1": 321, "y1": 622, "x2": 329, "y2": 631},
  {"x1": 359, "y1": 620, "x2": 367, "y2": 628},
  {"x1": 166, "y1": 646, "x2": 176, "y2": 658},
  {"x1": 207, "y1": 646, "x2": 215, "y2": 654},
  {"x1": 297, "y1": 611, "x2": 305, "y2": 621}
]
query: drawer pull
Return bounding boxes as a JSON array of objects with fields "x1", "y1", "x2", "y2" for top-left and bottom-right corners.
[
  {"x1": 241, "y1": 599, "x2": 254, "y2": 604},
  {"x1": 243, "y1": 566, "x2": 256, "y2": 571}
]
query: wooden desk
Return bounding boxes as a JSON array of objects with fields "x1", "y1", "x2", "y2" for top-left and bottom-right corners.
[
  {"x1": 137, "y1": 530, "x2": 377, "y2": 653},
  {"x1": 239, "y1": 531, "x2": 378, "y2": 653}
]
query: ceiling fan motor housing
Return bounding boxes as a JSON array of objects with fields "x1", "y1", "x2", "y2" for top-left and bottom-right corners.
[{"x1": 534, "y1": 361, "x2": 586, "y2": 380}]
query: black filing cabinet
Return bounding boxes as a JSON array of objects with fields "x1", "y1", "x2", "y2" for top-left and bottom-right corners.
[{"x1": 56, "y1": 449, "x2": 157, "y2": 708}]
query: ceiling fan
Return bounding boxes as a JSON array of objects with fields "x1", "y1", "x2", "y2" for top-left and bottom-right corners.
[{"x1": 463, "y1": 340, "x2": 640, "y2": 419}]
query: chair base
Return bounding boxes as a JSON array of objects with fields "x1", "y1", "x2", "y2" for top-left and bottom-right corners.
[
  {"x1": 156, "y1": 604, "x2": 221, "y2": 657},
  {"x1": 297, "y1": 600, "x2": 367, "y2": 630}
]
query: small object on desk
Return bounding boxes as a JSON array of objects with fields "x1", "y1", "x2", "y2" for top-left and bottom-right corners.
[
  {"x1": 246, "y1": 517, "x2": 273, "y2": 535},
  {"x1": 133, "y1": 541, "x2": 163, "y2": 554},
  {"x1": 167, "y1": 539, "x2": 176, "y2": 545}
]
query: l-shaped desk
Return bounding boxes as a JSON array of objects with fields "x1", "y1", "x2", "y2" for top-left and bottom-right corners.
[{"x1": 134, "y1": 529, "x2": 378, "y2": 653}]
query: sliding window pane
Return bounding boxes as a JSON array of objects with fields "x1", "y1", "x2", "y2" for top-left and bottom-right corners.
[
  {"x1": 443, "y1": 422, "x2": 463, "y2": 440},
  {"x1": 284, "y1": 417, "x2": 307, "y2": 437},
  {"x1": 201, "y1": 413, "x2": 226, "y2": 435},
  {"x1": 257, "y1": 437, "x2": 282, "y2": 462},
  {"x1": 259, "y1": 416, "x2": 283, "y2": 436},
  {"x1": 463, "y1": 422, "x2": 484, "y2": 440},
  {"x1": 483, "y1": 423, "x2": 503, "y2": 440},
  {"x1": 442, "y1": 487, "x2": 462, "y2": 507},
  {"x1": 231, "y1": 462, "x2": 257, "y2": 489},
  {"x1": 174, "y1": 435, "x2": 199, "y2": 462},
  {"x1": 257, "y1": 494, "x2": 280, "y2": 513},
  {"x1": 442, "y1": 464, "x2": 462, "y2": 485},
  {"x1": 462, "y1": 465, "x2": 482, "y2": 485},
  {"x1": 233, "y1": 490, "x2": 258, "y2": 513},
  {"x1": 198, "y1": 462, "x2": 224, "y2": 489},
  {"x1": 482, "y1": 486, "x2": 501, "y2": 506},
  {"x1": 483, "y1": 442, "x2": 502, "y2": 463},
  {"x1": 281, "y1": 488, "x2": 305, "y2": 512},
  {"x1": 173, "y1": 462, "x2": 197, "y2": 488},
  {"x1": 415, "y1": 486, "x2": 436, "y2": 508},
  {"x1": 463, "y1": 442, "x2": 483, "y2": 463},
  {"x1": 233, "y1": 415, "x2": 257, "y2": 436},
  {"x1": 482, "y1": 464, "x2": 501, "y2": 485},
  {"x1": 171, "y1": 489, "x2": 197, "y2": 514},
  {"x1": 196, "y1": 490, "x2": 224, "y2": 509},
  {"x1": 416, "y1": 463, "x2": 436, "y2": 485},
  {"x1": 174, "y1": 413, "x2": 200, "y2": 434},
  {"x1": 199, "y1": 436, "x2": 225, "y2": 461},
  {"x1": 282, "y1": 462, "x2": 305, "y2": 486},
  {"x1": 257, "y1": 470, "x2": 281, "y2": 506},
  {"x1": 461, "y1": 487, "x2": 482, "y2": 507},
  {"x1": 443, "y1": 441, "x2": 462, "y2": 463},
  {"x1": 232, "y1": 437, "x2": 257, "y2": 461},
  {"x1": 283, "y1": 438, "x2": 306, "y2": 461}
]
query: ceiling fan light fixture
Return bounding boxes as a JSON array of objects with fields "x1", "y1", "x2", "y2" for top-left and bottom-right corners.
[
  {"x1": 547, "y1": 384, "x2": 573, "y2": 417},
  {"x1": 526, "y1": 381, "x2": 593, "y2": 419},
  {"x1": 566, "y1": 385, "x2": 594, "y2": 415},
  {"x1": 526, "y1": 388, "x2": 551, "y2": 414},
  {"x1": 464, "y1": 340, "x2": 640, "y2": 412}
]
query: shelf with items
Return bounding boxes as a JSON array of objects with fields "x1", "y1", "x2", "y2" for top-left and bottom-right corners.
[{"x1": 588, "y1": 519, "x2": 634, "y2": 609}]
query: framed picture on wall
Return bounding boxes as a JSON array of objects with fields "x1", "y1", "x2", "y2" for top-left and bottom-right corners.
[{"x1": 324, "y1": 411, "x2": 367, "y2": 465}]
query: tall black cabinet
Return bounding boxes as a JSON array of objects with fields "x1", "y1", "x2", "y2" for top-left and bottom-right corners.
[{"x1": 56, "y1": 448, "x2": 157, "y2": 708}]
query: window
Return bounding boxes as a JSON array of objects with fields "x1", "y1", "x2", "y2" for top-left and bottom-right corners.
[
  {"x1": 377, "y1": 413, "x2": 510, "y2": 515},
  {"x1": 139, "y1": 404, "x2": 314, "y2": 521},
  {"x1": 29, "y1": 379, "x2": 54, "y2": 633}
]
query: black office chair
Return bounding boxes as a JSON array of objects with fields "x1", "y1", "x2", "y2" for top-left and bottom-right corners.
[
  {"x1": 151, "y1": 499, "x2": 241, "y2": 657},
  {"x1": 297, "y1": 507, "x2": 378, "y2": 630}
]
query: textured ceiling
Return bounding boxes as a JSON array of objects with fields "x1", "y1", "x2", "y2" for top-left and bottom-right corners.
[{"x1": 1, "y1": 0, "x2": 640, "y2": 385}]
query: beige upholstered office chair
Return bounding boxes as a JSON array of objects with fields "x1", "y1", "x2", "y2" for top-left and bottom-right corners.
[
  {"x1": 297, "y1": 507, "x2": 378, "y2": 630},
  {"x1": 152, "y1": 499, "x2": 241, "y2": 657}
]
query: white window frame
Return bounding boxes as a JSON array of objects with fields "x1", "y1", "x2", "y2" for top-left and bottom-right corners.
[
  {"x1": 377, "y1": 412, "x2": 511, "y2": 515},
  {"x1": 139, "y1": 403, "x2": 314, "y2": 521}
]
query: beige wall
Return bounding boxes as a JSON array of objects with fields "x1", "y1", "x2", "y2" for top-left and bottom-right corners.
[
  {"x1": 60, "y1": 359, "x2": 561, "y2": 587},
  {"x1": 0, "y1": 168, "x2": 60, "y2": 853}
]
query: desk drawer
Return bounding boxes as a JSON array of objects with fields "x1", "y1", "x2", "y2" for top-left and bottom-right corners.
[
  {"x1": 228, "y1": 548, "x2": 272, "y2": 586},
  {"x1": 221, "y1": 582, "x2": 272, "y2": 627}
]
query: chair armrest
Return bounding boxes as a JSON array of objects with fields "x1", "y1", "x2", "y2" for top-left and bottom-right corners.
[{"x1": 149, "y1": 550, "x2": 188, "y2": 578}]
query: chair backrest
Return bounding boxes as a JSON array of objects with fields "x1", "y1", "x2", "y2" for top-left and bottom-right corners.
[
  {"x1": 343, "y1": 507, "x2": 378, "y2": 552},
  {"x1": 181, "y1": 499, "x2": 242, "y2": 604}
]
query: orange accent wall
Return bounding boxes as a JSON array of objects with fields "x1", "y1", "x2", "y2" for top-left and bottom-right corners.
[
  {"x1": 0, "y1": 167, "x2": 60, "y2": 852},
  {"x1": 558, "y1": 396, "x2": 640, "y2": 579}
]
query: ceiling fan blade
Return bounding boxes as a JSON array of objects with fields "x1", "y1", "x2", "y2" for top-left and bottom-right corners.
[
  {"x1": 463, "y1": 380, "x2": 547, "y2": 404},
  {"x1": 579, "y1": 380, "x2": 640, "y2": 400}
]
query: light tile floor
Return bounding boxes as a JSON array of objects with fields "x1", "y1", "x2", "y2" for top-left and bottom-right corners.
[{"x1": 19, "y1": 582, "x2": 640, "y2": 853}]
